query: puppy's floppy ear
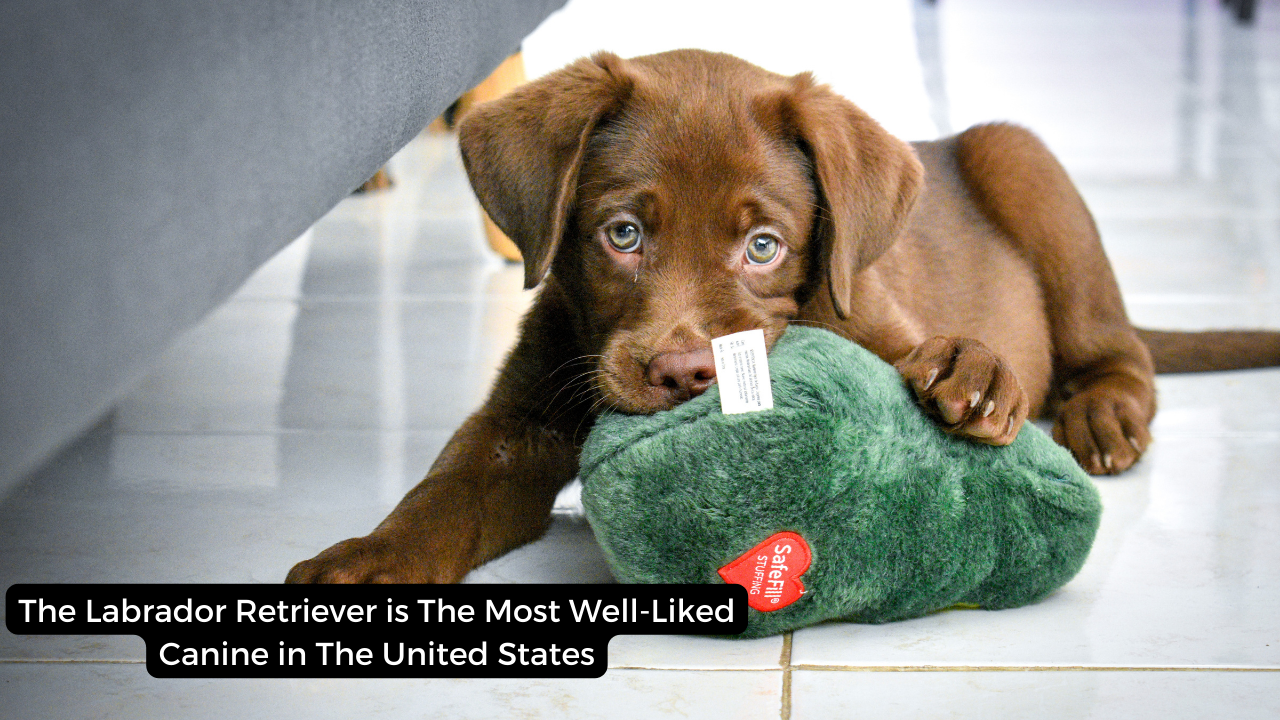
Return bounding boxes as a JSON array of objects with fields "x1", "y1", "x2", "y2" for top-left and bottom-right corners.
[
  {"x1": 762, "y1": 75, "x2": 924, "y2": 319},
  {"x1": 458, "y1": 52, "x2": 635, "y2": 289}
]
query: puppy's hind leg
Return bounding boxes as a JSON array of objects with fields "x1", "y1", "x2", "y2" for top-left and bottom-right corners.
[{"x1": 955, "y1": 123, "x2": 1155, "y2": 475}]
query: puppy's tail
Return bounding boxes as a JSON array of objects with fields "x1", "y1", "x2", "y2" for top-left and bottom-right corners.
[{"x1": 1136, "y1": 328, "x2": 1280, "y2": 373}]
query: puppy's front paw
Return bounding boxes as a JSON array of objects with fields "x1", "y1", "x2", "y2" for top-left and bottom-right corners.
[
  {"x1": 895, "y1": 336, "x2": 1028, "y2": 446},
  {"x1": 286, "y1": 536, "x2": 447, "y2": 584},
  {"x1": 1052, "y1": 388, "x2": 1152, "y2": 475}
]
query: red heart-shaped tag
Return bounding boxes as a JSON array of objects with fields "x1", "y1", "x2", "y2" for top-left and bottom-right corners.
[{"x1": 717, "y1": 531, "x2": 812, "y2": 612}]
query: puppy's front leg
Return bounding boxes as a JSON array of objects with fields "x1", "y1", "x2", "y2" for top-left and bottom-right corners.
[
  {"x1": 894, "y1": 336, "x2": 1030, "y2": 446},
  {"x1": 287, "y1": 294, "x2": 590, "y2": 584},
  {"x1": 286, "y1": 412, "x2": 579, "y2": 584}
]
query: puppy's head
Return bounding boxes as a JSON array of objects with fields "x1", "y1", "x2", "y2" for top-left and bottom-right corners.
[{"x1": 459, "y1": 50, "x2": 922, "y2": 413}]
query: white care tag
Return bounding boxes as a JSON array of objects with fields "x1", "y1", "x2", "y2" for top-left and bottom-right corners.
[{"x1": 711, "y1": 329, "x2": 774, "y2": 415}]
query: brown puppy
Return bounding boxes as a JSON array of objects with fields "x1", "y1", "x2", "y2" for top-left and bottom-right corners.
[{"x1": 287, "y1": 49, "x2": 1280, "y2": 584}]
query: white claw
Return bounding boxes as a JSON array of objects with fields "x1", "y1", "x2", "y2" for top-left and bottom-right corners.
[
  {"x1": 968, "y1": 391, "x2": 981, "y2": 409},
  {"x1": 982, "y1": 400, "x2": 995, "y2": 417},
  {"x1": 923, "y1": 368, "x2": 939, "y2": 391}
]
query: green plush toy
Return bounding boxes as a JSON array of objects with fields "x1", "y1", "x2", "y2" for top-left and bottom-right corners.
[{"x1": 578, "y1": 326, "x2": 1102, "y2": 638}]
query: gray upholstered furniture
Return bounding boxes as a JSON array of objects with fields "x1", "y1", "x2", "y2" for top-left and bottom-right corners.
[{"x1": 0, "y1": 0, "x2": 567, "y2": 488}]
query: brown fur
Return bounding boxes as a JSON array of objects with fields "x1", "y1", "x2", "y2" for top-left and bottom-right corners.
[
  {"x1": 354, "y1": 167, "x2": 393, "y2": 193},
  {"x1": 287, "y1": 50, "x2": 1280, "y2": 584}
]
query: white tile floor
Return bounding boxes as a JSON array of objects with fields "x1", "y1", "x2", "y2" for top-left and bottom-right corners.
[{"x1": 4, "y1": 0, "x2": 1280, "y2": 717}]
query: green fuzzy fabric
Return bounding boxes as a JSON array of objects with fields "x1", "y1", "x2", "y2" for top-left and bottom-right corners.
[{"x1": 579, "y1": 327, "x2": 1102, "y2": 638}]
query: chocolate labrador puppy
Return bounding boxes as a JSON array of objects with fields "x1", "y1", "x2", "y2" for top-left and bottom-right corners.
[{"x1": 288, "y1": 50, "x2": 1280, "y2": 584}]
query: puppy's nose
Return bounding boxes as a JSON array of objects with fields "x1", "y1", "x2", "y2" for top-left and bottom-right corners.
[{"x1": 647, "y1": 349, "x2": 717, "y2": 401}]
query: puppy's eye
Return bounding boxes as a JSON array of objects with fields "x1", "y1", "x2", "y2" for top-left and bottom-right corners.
[
  {"x1": 745, "y1": 234, "x2": 781, "y2": 265},
  {"x1": 606, "y1": 222, "x2": 643, "y2": 253}
]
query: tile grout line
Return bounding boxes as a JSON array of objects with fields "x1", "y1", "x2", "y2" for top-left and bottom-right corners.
[
  {"x1": 0, "y1": 659, "x2": 144, "y2": 664},
  {"x1": 7, "y1": 658, "x2": 1276, "y2": 673},
  {"x1": 790, "y1": 664, "x2": 1280, "y2": 672},
  {"x1": 780, "y1": 633, "x2": 793, "y2": 720},
  {"x1": 606, "y1": 666, "x2": 780, "y2": 672}
]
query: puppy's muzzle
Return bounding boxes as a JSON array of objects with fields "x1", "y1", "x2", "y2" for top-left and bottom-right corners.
[{"x1": 646, "y1": 349, "x2": 717, "y2": 403}]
